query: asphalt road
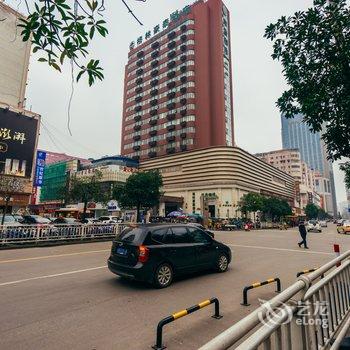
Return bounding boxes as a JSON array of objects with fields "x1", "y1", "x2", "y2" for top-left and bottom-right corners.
[{"x1": 0, "y1": 224, "x2": 349, "y2": 350}]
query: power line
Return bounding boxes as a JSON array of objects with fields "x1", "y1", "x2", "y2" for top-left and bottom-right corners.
[
  {"x1": 40, "y1": 119, "x2": 101, "y2": 157},
  {"x1": 40, "y1": 121, "x2": 71, "y2": 154}
]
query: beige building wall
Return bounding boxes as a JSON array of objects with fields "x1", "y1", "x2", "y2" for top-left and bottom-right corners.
[
  {"x1": 255, "y1": 149, "x2": 319, "y2": 210},
  {"x1": 141, "y1": 147, "x2": 295, "y2": 218},
  {"x1": 0, "y1": 3, "x2": 31, "y2": 108}
]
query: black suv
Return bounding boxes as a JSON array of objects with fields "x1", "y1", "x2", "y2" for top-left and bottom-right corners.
[{"x1": 107, "y1": 224, "x2": 231, "y2": 288}]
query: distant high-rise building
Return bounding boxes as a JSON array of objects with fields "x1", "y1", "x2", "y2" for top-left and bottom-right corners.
[
  {"x1": 281, "y1": 114, "x2": 337, "y2": 216},
  {"x1": 120, "y1": 0, "x2": 234, "y2": 161},
  {"x1": 281, "y1": 114, "x2": 324, "y2": 173}
]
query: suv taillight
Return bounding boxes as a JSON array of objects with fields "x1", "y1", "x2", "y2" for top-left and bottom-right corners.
[{"x1": 138, "y1": 245, "x2": 150, "y2": 263}]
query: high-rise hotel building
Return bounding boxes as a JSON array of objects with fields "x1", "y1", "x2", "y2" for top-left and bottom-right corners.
[{"x1": 121, "y1": 0, "x2": 234, "y2": 161}]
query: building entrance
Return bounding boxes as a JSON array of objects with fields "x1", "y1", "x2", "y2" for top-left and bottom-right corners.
[{"x1": 208, "y1": 205, "x2": 216, "y2": 218}]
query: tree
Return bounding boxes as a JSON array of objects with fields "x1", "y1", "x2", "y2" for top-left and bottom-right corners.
[
  {"x1": 318, "y1": 208, "x2": 331, "y2": 220},
  {"x1": 114, "y1": 170, "x2": 163, "y2": 222},
  {"x1": 262, "y1": 197, "x2": 292, "y2": 222},
  {"x1": 66, "y1": 170, "x2": 107, "y2": 220},
  {"x1": 305, "y1": 203, "x2": 319, "y2": 219},
  {"x1": 239, "y1": 193, "x2": 264, "y2": 221},
  {"x1": 340, "y1": 162, "x2": 350, "y2": 189},
  {"x1": 18, "y1": 0, "x2": 146, "y2": 85},
  {"x1": 0, "y1": 175, "x2": 25, "y2": 225},
  {"x1": 265, "y1": 0, "x2": 350, "y2": 160}
]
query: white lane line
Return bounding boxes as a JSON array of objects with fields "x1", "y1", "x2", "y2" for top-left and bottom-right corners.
[
  {"x1": 0, "y1": 249, "x2": 110, "y2": 264},
  {"x1": 0, "y1": 266, "x2": 107, "y2": 287},
  {"x1": 227, "y1": 244, "x2": 333, "y2": 255}
]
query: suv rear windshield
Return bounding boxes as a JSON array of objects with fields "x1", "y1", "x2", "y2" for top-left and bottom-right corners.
[{"x1": 116, "y1": 227, "x2": 144, "y2": 244}]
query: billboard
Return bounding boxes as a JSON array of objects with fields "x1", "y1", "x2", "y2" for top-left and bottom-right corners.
[
  {"x1": 0, "y1": 108, "x2": 39, "y2": 178},
  {"x1": 34, "y1": 150, "x2": 46, "y2": 186},
  {"x1": 0, "y1": 3, "x2": 31, "y2": 108}
]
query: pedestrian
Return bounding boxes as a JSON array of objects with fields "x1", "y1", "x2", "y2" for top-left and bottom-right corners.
[{"x1": 298, "y1": 221, "x2": 309, "y2": 249}]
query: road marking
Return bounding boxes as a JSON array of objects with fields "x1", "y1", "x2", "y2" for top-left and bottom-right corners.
[
  {"x1": 0, "y1": 266, "x2": 107, "y2": 287},
  {"x1": 0, "y1": 249, "x2": 110, "y2": 264},
  {"x1": 227, "y1": 244, "x2": 333, "y2": 255}
]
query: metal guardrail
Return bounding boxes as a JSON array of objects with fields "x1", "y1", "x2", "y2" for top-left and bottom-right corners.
[
  {"x1": 199, "y1": 250, "x2": 350, "y2": 350},
  {"x1": 0, "y1": 223, "x2": 127, "y2": 246}
]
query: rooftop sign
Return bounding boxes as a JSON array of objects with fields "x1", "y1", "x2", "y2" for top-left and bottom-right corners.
[{"x1": 129, "y1": 5, "x2": 192, "y2": 50}]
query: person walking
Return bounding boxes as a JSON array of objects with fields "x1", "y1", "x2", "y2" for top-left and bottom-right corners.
[{"x1": 298, "y1": 221, "x2": 309, "y2": 249}]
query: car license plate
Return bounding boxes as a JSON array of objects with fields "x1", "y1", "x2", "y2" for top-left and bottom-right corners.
[{"x1": 116, "y1": 247, "x2": 127, "y2": 255}]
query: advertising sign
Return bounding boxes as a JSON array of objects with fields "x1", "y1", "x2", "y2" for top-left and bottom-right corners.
[
  {"x1": 107, "y1": 200, "x2": 120, "y2": 211},
  {"x1": 0, "y1": 108, "x2": 39, "y2": 178},
  {"x1": 34, "y1": 150, "x2": 46, "y2": 187}
]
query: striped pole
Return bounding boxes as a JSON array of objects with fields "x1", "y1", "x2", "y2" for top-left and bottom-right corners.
[
  {"x1": 152, "y1": 297, "x2": 222, "y2": 350},
  {"x1": 296, "y1": 268, "x2": 324, "y2": 279},
  {"x1": 241, "y1": 278, "x2": 281, "y2": 306}
]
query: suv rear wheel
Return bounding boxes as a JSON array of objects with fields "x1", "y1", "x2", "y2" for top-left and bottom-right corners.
[
  {"x1": 154, "y1": 263, "x2": 173, "y2": 288},
  {"x1": 216, "y1": 254, "x2": 229, "y2": 273}
]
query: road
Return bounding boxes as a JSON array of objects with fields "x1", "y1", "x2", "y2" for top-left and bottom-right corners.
[{"x1": 0, "y1": 224, "x2": 348, "y2": 350}]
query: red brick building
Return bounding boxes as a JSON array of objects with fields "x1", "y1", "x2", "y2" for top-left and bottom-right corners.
[{"x1": 121, "y1": 0, "x2": 234, "y2": 161}]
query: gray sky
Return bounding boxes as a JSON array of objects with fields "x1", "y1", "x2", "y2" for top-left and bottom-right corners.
[{"x1": 17, "y1": 0, "x2": 347, "y2": 203}]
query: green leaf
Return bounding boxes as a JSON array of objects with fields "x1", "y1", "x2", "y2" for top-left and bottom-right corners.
[
  {"x1": 89, "y1": 26, "x2": 95, "y2": 39},
  {"x1": 76, "y1": 70, "x2": 85, "y2": 82},
  {"x1": 50, "y1": 62, "x2": 62, "y2": 72},
  {"x1": 59, "y1": 51, "x2": 66, "y2": 65}
]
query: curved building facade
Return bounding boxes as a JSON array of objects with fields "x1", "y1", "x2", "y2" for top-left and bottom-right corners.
[{"x1": 140, "y1": 146, "x2": 295, "y2": 218}]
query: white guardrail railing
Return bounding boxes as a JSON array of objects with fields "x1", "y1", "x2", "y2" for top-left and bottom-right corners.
[
  {"x1": 0, "y1": 223, "x2": 127, "y2": 246},
  {"x1": 200, "y1": 251, "x2": 350, "y2": 350}
]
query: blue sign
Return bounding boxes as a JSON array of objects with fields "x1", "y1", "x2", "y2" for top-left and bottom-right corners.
[{"x1": 34, "y1": 151, "x2": 46, "y2": 187}]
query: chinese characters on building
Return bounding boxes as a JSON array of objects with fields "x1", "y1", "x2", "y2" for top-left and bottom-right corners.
[
  {"x1": 34, "y1": 151, "x2": 46, "y2": 187},
  {"x1": 129, "y1": 5, "x2": 191, "y2": 50},
  {"x1": 0, "y1": 128, "x2": 26, "y2": 144}
]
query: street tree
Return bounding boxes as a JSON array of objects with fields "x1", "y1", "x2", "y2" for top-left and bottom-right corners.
[
  {"x1": 305, "y1": 203, "x2": 320, "y2": 219},
  {"x1": 66, "y1": 170, "x2": 107, "y2": 220},
  {"x1": 265, "y1": 0, "x2": 350, "y2": 160},
  {"x1": 0, "y1": 175, "x2": 25, "y2": 225},
  {"x1": 262, "y1": 196, "x2": 292, "y2": 222},
  {"x1": 340, "y1": 162, "x2": 350, "y2": 189},
  {"x1": 318, "y1": 208, "x2": 331, "y2": 220},
  {"x1": 239, "y1": 192, "x2": 264, "y2": 221},
  {"x1": 18, "y1": 0, "x2": 146, "y2": 85},
  {"x1": 114, "y1": 170, "x2": 163, "y2": 222}
]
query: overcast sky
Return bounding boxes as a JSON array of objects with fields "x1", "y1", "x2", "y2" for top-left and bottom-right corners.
[{"x1": 13, "y1": 0, "x2": 347, "y2": 204}]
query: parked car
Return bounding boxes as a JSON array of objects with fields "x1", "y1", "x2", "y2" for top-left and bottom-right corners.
[
  {"x1": 306, "y1": 220, "x2": 322, "y2": 233},
  {"x1": 98, "y1": 215, "x2": 123, "y2": 223},
  {"x1": 337, "y1": 219, "x2": 345, "y2": 226},
  {"x1": 81, "y1": 218, "x2": 99, "y2": 224},
  {"x1": 0, "y1": 215, "x2": 23, "y2": 227},
  {"x1": 187, "y1": 223, "x2": 215, "y2": 238},
  {"x1": 51, "y1": 217, "x2": 80, "y2": 225},
  {"x1": 337, "y1": 221, "x2": 350, "y2": 234},
  {"x1": 21, "y1": 215, "x2": 53, "y2": 225},
  {"x1": 107, "y1": 224, "x2": 232, "y2": 288},
  {"x1": 319, "y1": 220, "x2": 328, "y2": 228},
  {"x1": 12, "y1": 214, "x2": 23, "y2": 222}
]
